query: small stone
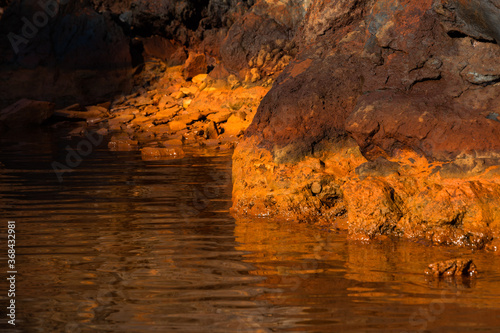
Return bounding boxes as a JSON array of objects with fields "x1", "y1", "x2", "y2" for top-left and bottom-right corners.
[
  {"x1": 158, "y1": 95, "x2": 174, "y2": 109},
  {"x1": 172, "y1": 91, "x2": 185, "y2": 99},
  {"x1": 182, "y1": 99, "x2": 192, "y2": 109},
  {"x1": 144, "y1": 105, "x2": 158, "y2": 116},
  {"x1": 204, "y1": 121, "x2": 219, "y2": 139},
  {"x1": 169, "y1": 120, "x2": 187, "y2": 132},
  {"x1": 180, "y1": 86, "x2": 198, "y2": 96},
  {"x1": 250, "y1": 68, "x2": 261, "y2": 83},
  {"x1": 425, "y1": 259, "x2": 477, "y2": 277},
  {"x1": 192, "y1": 74, "x2": 208, "y2": 85},
  {"x1": 207, "y1": 111, "x2": 232, "y2": 124},
  {"x1": 311, "y1": 182, "x2": 322, "y2": 194}
]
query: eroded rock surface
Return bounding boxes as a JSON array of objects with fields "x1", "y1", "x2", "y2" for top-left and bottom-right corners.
[
  {"x1": 232, "y1": 0, "x2": 500, "y2": 247},
  {"x1": 425, "y1": 259, "x2": 477, "y2": 277}
]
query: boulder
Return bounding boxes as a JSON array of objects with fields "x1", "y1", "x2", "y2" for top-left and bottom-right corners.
[
  {"x1": 183, "y1": 53, "x2": 207, "y2": 80},
  {"x1": 0, "y1": 99, "x2": 54, "y2": 128},
  {"x1": 425, "y1": 259, "x2": 477, "y2": 277}
]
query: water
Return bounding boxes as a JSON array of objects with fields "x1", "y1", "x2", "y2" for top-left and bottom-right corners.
[{"x1": 1, "y1": 128, "x2": 500, "y2": 332}]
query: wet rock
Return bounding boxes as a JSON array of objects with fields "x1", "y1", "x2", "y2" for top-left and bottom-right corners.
[
  {"x1": 108, "y1": 114, "x2": 135, "y2": 131},
  {"x1": 0, "y1": 99, "x2": 54, "y2": 128},
  {"x1": 108, "y1": 139, "x2": 138, "y2": 151},
  {"x1": 141, "y1": 147, "x2": 185, "y2": 160},
  {"x1": 232, "y1": 0, "x2": 500, "y2": 245},
  {"x1": 425, "y1": 259, "x2": 477, "y2": 277}
]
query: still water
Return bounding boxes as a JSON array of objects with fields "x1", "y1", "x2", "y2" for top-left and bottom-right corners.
[{"x1": 1, "y1": 129, "x2": 500, "y2": 332}]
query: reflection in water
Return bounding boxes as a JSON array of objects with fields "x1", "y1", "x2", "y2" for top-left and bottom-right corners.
[{"x1": 0, "y1": 130, "x2": 500, "y2": 332}]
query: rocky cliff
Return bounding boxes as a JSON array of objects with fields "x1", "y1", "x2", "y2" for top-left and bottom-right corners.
[
  {"x1": 1, "y1": 0, "x2": 499, "y2": 248},
  {"x1": 232, "y1": 0, "x2": 500, "y2": 248}
]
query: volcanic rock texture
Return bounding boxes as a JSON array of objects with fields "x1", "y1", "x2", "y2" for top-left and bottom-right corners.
[{"x1": 232, "y1": 0, "x2": 500, "y2": 248}]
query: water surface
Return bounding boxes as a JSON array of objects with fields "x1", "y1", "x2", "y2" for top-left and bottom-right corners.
[{"x1": 1, "y1": 129, "x2": 500, "y2": 332}]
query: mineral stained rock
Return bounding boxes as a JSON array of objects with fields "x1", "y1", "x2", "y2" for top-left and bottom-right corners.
[
  {"x1": 232, "y1": 0, "x2": 500, "y2": 247},
  {"x1": 425, "y1": 259, "x2": 477, "y2": 277}
]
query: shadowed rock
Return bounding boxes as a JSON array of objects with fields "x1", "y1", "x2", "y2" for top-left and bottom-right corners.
[{"x1": 425, "y1": 259, "x2": 477, "y2": 277}]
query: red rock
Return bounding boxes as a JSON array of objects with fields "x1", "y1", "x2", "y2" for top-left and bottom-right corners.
[
  {"x1": 142, "y1": 36, "x2": 187, "y2": 66},
  {"x1": 183, "y1": 53, "x2": 208, "y2": 81}
]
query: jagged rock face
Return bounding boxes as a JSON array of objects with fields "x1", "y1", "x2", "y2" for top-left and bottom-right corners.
[
  {"x1": 248, "y1": 0, "x2": 500, "y2": 161},
  {"x1": 234, "y1": 0, "x2": 500, "y2": 247},
  {"x1": 0, "y1": 0, "x2": 133, "y2": 107},
  {"x1": 0, "y1": 0, "x2": 309, "y2": 107},
  {"x1": 90, "y1": 0, "x2": 308, "y2": 75}
]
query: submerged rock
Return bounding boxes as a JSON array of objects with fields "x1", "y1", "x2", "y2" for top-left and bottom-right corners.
[{"x1": 425, "y1": 259, "x2": 477, "y2": 277}]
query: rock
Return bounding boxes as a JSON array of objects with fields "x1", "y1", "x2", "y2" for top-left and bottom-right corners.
[
  {"x1": 201, "y1": 139, "x2": 220, "y2": 147},
  {"x1": 204, "y1": 121, "x2": 219, "y2": 139},
  {"x1": 0, "y1": 99, "x2": 54, "y2": 128},
  {"x1": 182, "y1": 99, "x2": 193, "y2": 109},
  {"x1": 183, "y1": 53, "x2": 208, "y2": 80},
  {"x1": 158, "y1": 95, "x2": 175, "y2": 110},
  {"x1": 222, "y1": 115, "x2": 247, "y2": 136},
  {"x1": 154, "y1": 108, "x2": 180, "y2": 124},
  {"x1": 141, "y1": 35, "x2": 187, "y2": 66},
  {"x1": 180, "y1": 86, "x2": 198, "y2": 96},
  {"x1": 172, "y1": 91, "x2": 185, "y2": 100},
  {"x1": 141, "y1": 147, "x2": 185, "y2": 160},
  {"x1": 108, "y1": 114, "x2": 135, "y2": 131},
  {"x1": 168, "y1": 120, "x2": 188, "y2": 132},
  {"x1": 232, "y1": 0, "x2": 500, "y2": 246},
  {"x1": 207, "y1": 111, "x2": 232, "y2": 124},
  {"x1": 108, "y1": 139, "x2": 138, "y2": 151},
  {"x1": 311, "y1": 182, "x2": 322, "y2": 195},
  {"x1": 425, "y1": 259, "x2": 477, "y2": 277},
  {"x1": 250, "y1": 68, "x2": 261, "y2": 83},
  {"x1": 96, "y1": 127, "x2": 108, "y2": 136},
  {"x1": 143, "y1": 105, "x2": 159, "y2": 116},
  {"x1": 192, "y1": 74, "x2": 208, "y2": 86}
]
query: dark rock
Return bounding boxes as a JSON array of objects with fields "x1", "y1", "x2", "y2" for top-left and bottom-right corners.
[
  {"x1": 0, "y1": 99, "x2": 54, "y2": 128},
  {"x1": 425, "y1": 259, "x2": 477, "y2": 277},
  {"x1": 142, "y1": 36, "x2": 187, "y2": 66}
]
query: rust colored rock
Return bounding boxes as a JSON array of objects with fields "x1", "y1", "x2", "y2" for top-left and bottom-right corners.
[
  {"x1": 183, "y1": 53, "x2": 208, "y2": 81},
  {"x1": 233, "y1": 0, "x2": 500, "y2": 246},
  {"x1": 425, "y1": 259, "x2": 477, "y2": 277},
  {"x1": 142, "y1": 36, "x2": 187, "y2": 66}
]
